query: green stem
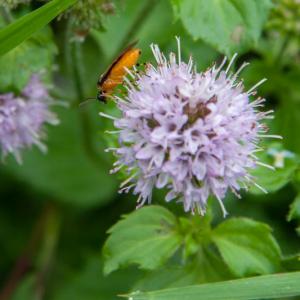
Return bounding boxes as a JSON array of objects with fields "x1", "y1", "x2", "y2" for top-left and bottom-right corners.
[
  {"x1": 35, "y1": 204, "x2": 62, "y2": 300},
  {"x1": 275, "y1": 34, "x2": 290, "y2": 65},
  {"x1": 71, "y1": 42, "x2": 85, "y2": 103},
  {"x1": 71, "y1": 42, "x2": 104, "y2": 165},
  {"x1": 65, "y1": 19, "x2": 107, "y2": 167}
]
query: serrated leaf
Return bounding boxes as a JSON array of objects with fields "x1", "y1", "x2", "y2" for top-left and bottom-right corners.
[
  {"x1": 126, "y1": 271, "x2": 300, "y2": 300},
  {"x1": 103, "y1": 206, "x2": 182, "y2": 275},
  {"x1": 288, "y1": 193, "x2": 300, "y2": 222},
  {"x1": 212, "y1": 218, "x2": 281, "y2": 277},
  {"x1": 5, "y1": 106, "x2": 117, "y2": 207},
  {"x1": 0, "y1": 0, "x2": 77, "y2": 56},
  {"x1": 171, "y1": 0, "x2": 271, "y2": 54}
]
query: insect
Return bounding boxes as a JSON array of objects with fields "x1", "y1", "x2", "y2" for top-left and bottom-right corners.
[{"x1": 96, "y1": 41, "x2": 141, "y2": 103}]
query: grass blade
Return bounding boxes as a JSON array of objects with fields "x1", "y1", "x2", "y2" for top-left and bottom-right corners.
[
  {"x1": 126, "y1": 271, "x2": 300, "y2": 300},
  {"x1": 0, "y1": 0, "x2": 77, "y2": 56}
]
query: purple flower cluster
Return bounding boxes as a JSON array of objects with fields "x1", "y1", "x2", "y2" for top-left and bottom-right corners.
[
  {"x1": 0, "y1": 75, "x2": 59, "y2": 163},
  {"x1": 101, "y1": 38, "x2": 280, "y2": 216}
]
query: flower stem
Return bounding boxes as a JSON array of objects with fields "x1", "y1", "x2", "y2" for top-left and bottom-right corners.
[
  {"x1": 71, "y1": 41, "x2": 106, "y2": 166},
  {"x1": 65, "y1": 19, "x2": 107, "y2": 167},
  {"x1": 34, "y1": 204, "x2": 62, "y2": 300}
]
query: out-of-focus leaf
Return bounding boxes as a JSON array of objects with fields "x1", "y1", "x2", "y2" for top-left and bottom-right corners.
[
  {"x1": 0, "y1": 0, "x2": 77, "y2": 56},
  {"x1": 212, "y1": 218, "x2": 281, "y2": 277},
  {"x1": 170, "y1": 0, "x2": 271, "y2": 54},
  {"x1": 91, "y1": 0, "x2": 146, "y2": 60},
  {"x1": 5, "y1": 106, "x2": 117, "y2": 207},
  {"x1": 0, "y1": 27, "x2": 56, "y2": 93},
  {"x1": 282, "y1": 254, "x2": 300, "y2": 272},
  {"x1": 277, "y1": 100, "x2": 300, "y2": 155},
  {"x1": 243, "y1": 59, "x2": 300, "y2": 154},
  {"x1": 51, "y1": 257, "x2": 141, "y2": 300},
  {"x1": 103, "y1": 206, "x2": 182, "y2": 275},
  {"x1": 126, "y1": 271, "x2": 300, "y2": 300},
  {"x1": 249, "y1": 144, "x2": 298, "y2": 195},
  {"x1": 288, "y1": 193, "x2": 300, "y2": 222}
]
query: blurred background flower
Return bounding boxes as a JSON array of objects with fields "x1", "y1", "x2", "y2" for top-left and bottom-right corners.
[
  {"x1": 0, "y1": 75, "x2": 59, "y2": 163},
  {"x1": 65, "y1": 0, "x2": 116, "y2": 41}
]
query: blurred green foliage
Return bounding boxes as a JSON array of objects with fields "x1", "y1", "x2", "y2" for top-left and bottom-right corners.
[{"x1": 0, "y1": 0, "x2": 300, "y2": 299}]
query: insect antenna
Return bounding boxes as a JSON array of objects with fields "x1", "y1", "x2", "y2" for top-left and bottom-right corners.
[{"x1": 79, "y1": 98, "x2": 96, "y2": 108}]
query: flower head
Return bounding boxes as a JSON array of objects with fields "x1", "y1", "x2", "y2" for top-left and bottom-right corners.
[
  {"x1": 0, "y1": 75, "x2": 59, "y2": 163},
  {"x1": 64, "y1": 0, "x2": 116, "y2": 41},
  {"x1": 102, "y1": 38, "x2": 280, "y2": 216}
]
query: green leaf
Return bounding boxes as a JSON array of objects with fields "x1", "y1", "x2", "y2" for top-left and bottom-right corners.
[
  {"x1": 0, "y1": 28, "x2": 56, "y2": 93},
  {"x1": 249, "y1": 144, "x2": 298, "y2": 195},
  {"x1": 134, "y1": 248, "x2": 231, "y2": 291},
  {"x1": 0, "y1": 0, "x2": 77, "y2": 57},
  {"x1": 133, "y1": 267, "x2": 201, "y2": 292},
  {"x1": 288, "y1": 194, "x2": 300, "y2": 222},
  {"x1": 126, "y1": 271, "x2": 300, "y2": 300},
  {"x1": 212, "y1": 218, "x2": 281, "y2": 277},
  {"x1": 171, "y1": 0, "x2": 271, "y2": 54},
  {"x1": 193, "y1": 246, "x2": 232, "y2": 283},
  {"x1": 103, "y1": 206, "x2": 182, "y2": 275},
  {"x1": 5, "y1": 106, "x2": 117, "y2": 207}
]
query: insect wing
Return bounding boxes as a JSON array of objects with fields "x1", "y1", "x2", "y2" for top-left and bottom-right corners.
[{"x1": 98, "y1": 40, "x2": 138, "y2": 86}]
